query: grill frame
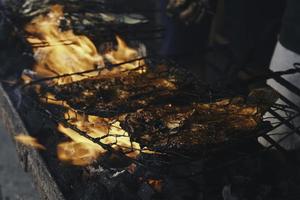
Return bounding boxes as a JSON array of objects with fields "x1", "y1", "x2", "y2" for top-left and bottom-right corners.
[
  {"x1": 1, "y1": 63, "x2": 300, "y2": 199},
  {"x1": 19, "y1": 56, "x2": 300, "y2": 171}
]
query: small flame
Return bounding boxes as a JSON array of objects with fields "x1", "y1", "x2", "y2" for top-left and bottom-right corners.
[
  {"x1": 15, "y1": 134, "x2": 46, "y2": 150},
  {"x1": 104, "y1": 35, "x2": 146, "y2": 73}
]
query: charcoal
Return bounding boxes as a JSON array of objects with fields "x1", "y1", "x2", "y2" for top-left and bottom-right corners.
[
  {"x1": 121, "y1": 97, "x2": 264, "y2": 153},
  {"x1": 65, "y1": 12, "x2": 148, "y2": 27},
  {"x1": 138, "y1": 183, "x2": 155, "y2": 200},
  {"x1": 46, "y1": 66, "x2": 208, "y2": 117},
  {"x1": 1, "y1": 0, "x2": 51, "y2": 18},
  {"x1": 1, "y1": 0, "x2": 140, "y2": 19},
  {"x1": 111, "y1": 182, "x2": 140, "y2": 200},
  {"x1": 76, "y1": 181, "x2": 109, "y2": 200},
  {"x1": 162, "y1": 177, "x2": 199, "y2": 200},
  {"x1": 168, "y1": 161, "x2": 203, "y2": 178},
  {"x1": 61, "y1": 11, "x2": 149, "y2": 39},
  {"x1": 247, "y1": 87, "x2": 279, "y2": 109}
]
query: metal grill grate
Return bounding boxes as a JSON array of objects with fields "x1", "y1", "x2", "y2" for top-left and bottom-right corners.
[{"x1": 20, "y1": 57, "x2": 300, "y2": 172}]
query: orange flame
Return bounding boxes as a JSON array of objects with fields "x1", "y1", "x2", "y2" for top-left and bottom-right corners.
[
  {"x1": 55, "y1": 109, "x2": 142, "y2": 166},
  {"x1": 25, "y1": 5, "x2": 104, "y2": 84},
  {"x1": 25, "y1": 5, "x2": 146, "y2": 85},
  {"x1": 57, "y1": 124, "x2": 106, "y2": 166},
  {"x1": 15, "y1": 134, "x2": 46, "y2": 150},
  {"x1": 104, "y1": 35, "x2": 146, "y2": 73},
  {"x1": 25, "y1": 5, "x2": 149, "y2": 166}
]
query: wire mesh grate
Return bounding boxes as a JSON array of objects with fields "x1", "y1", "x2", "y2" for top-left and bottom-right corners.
[{"x1": 19, "y1": 57, "x2": 300, "y2": 175}]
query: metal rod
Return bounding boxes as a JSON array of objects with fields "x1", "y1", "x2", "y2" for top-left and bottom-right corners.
[{"x1": 22, "y1": 57, "x2": 147, "y2": 88}]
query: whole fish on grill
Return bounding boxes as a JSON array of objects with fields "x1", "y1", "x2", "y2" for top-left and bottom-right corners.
[
  {"x1": 45, "y1": 66, "x2": 209, "y2": 117},
  {"x1": 120, "y1": 92, "x2": 273, "y2": 152}
]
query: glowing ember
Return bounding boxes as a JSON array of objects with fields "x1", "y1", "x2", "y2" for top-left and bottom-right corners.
[
  {"x1": 148, "y1": 179, "x2": 163, "y2": 192},
  {"x1": 15, "y1": 134, "x2": 46, "y2": 150},
  {"x1": 24, "y1": 5, "x2": 148, "y2": 166}
]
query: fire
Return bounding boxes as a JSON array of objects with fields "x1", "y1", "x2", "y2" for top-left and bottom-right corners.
[
  {"x1": 15, "y1": 134, "x2": 46, "y2": 150},
  {"x1": 41, "y1": 94, "x2": 144, "y2": 166},
  {"x1": 57, "y1": 124, "x2": 106, "y2": 166},
  {"x1": 148, "y1": 179, "x2": 163, "y2": 192},
  {"x1": 104, "y1": 35, "x2": 146, "y2": 73},
  {"x1": 25, "y1": 5, "x2": 104, "y2": 84},
  {"x1": 56, "y1": 109, "x2": 141, "y2": 166},
  {"x1": 25, "y1": 5, "x2": 145, "y2": 85},
  {"x1": 25, "y1": 5, "x2": 148, "y2": 166}
]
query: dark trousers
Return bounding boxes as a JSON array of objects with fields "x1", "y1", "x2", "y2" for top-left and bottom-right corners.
[
  {"x1": 159, "y1": 0, "x2": 212, "y2": 57},
  {"x1": 224, "y1": 0, "x2": 286, "y2": 67},
  {"x1": 160, "y1": 0, "x2": 285, "y2": 67}
]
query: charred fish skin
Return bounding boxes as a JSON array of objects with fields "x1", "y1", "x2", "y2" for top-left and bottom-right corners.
[
  {"x1": 121, "y1": 98, "x2": 264, "y2": 153},
  {"x1": 44, "y1": 67, "x2": 209, "y2": 117}
]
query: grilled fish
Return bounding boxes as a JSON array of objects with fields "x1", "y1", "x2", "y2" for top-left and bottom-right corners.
[
  {"x1": 121, "y1": 97, "x2": 264, "y2": 152},
  {"x1": 46, "y1": 66, "x2": 208, "y2": 117}
]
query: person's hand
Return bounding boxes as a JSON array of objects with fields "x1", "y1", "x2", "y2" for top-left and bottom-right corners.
[{"x1": 166, "y1": 0, "x2": 212, "y2": 25}]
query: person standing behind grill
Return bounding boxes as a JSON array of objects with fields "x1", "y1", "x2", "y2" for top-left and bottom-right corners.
[
  {"x1": 159, "y1": 0, "x2": 215, "y2": 60},
  {"x1": 258, "y1": 0, "x2": 300, "y2": 150},
  {"x1": 160, "y1": 0, "x2": 285, "y2": 85}
]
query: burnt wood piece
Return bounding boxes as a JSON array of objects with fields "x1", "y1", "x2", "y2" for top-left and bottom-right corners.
[
  {"x1": 121, "y1": 97, "x2": 264, "y2": 153},
  {"x1": 1, "y1": 0, "x2": 138, "y2": 19},
  {"x1": 2, "y1": 0, "x2": 154, "y2": 44},
  {"x1": 45, "y1": 66, "x2": 209, "y2": 117},
  {"x1": 0, "y1": 83, "x2": 65, "y2": 200}
]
